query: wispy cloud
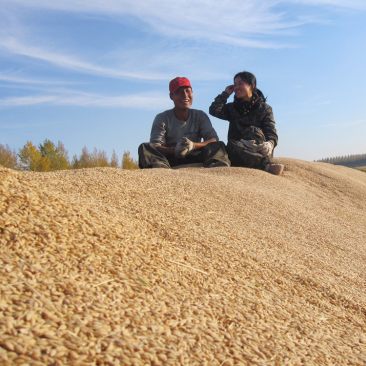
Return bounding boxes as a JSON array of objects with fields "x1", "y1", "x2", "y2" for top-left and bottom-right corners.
[
  {"x1": 0, "y1": 0, "x2": 365, "y2": 83},
  {"x1": 0, "y1": 36, "x2": 231, "y2": 82},
  {"x1": 0, "y1": 38, "x2": 171, "y2": 81},
  {"x1": 3, "y1": 0, "x2": 365, "y2": 39},
  {"x1": 0, "y1": 90, "x2": 172, "y2": 110},
  {"x1": 289, "y1": 0, "x2": 366, "y2": 9},
  {"x1": 321, "y1": 119, "x2": 364, "y2": 128},
  {"x1": 0, "y1": 120, "x2": 69, "y2": 130},
  {"x1": 0, "y1": 71, "x2": 80, "y2": 85},
  {"x1": 0, "y1": 1, "x2": 291, "y2": 85},
  {"x1": 318, "y1": 101, "x2": 331, "y2": 105},
  {"x1": 0, "y1": 0, "x2": 325, "y2": 49}
]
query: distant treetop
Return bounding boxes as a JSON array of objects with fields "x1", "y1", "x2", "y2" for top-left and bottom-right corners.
[
  {"x1": 315, "y1": 153, "x2": 366, "y2": 168},
  {"x1": 0, "y1": 140, "x2": 139, "y2": 171}
]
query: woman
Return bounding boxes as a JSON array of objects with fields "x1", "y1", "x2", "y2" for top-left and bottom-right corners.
[{"x1": 209, "y1": 71, "x2": 284, "y2": 175}]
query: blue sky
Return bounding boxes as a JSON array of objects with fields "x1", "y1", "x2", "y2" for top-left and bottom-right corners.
[{"x1": 1, "y1": 0, "x2": 366, "y2": 162}]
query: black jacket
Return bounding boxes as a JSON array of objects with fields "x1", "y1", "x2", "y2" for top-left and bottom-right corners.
[{"x1": 209, "y1": 90, "x2": 278, "y2": 147}]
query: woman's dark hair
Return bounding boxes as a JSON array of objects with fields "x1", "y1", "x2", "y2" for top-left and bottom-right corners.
[{"x1": 234, "y1": 71, "x2": 257, "y2": 92}]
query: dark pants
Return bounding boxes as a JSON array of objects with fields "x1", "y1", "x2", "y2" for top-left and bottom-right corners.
[
  {"x1": 138, "y1": 141, "x2": 230, "y2": 169},
  {"x1": 226, "y1": 140, "x2": 273, "y2": 170}
]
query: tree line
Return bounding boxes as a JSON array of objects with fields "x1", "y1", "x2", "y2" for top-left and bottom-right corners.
[
  {"x1": 0, "y1": 140, "x2": 139, "y2": 171},
  {"x1": 315, "y1": 153, "x2": 366, "y2": 168}
]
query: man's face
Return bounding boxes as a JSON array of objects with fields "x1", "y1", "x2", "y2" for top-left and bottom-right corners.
[{"x1": 170, "y1": 86, "x2": 193, "y2": 109}]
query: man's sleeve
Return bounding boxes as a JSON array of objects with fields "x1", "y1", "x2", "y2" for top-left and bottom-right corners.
[
  {"x1": 199, "y1": 111, "x2": 219, "y2": 141},
  {"x1": 150, "y1": 114, "x2": 167, "y2": 146}
]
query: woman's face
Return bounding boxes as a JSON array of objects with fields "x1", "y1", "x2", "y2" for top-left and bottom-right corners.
[{"x1": 234, "y1": 77, "x2": 253, "y2": 101}]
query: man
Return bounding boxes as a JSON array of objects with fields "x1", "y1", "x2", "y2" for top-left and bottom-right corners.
[{"x1": 138, "y1": 77, "x2": 230, "y2": 169}]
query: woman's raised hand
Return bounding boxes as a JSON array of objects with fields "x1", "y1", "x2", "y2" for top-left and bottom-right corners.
[{"x1": 225, "y1": 85, "x2": 235, "y2": 96}]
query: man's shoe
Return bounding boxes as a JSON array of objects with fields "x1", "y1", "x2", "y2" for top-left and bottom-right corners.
[
  {"x1": 265, "y1": 164, "x2": 284, "y2": 175},
  {"x1": 152, "y1": 162, "x2": 170, "y2": 169},
  {"x1": 208, "y1": 161, "x2": 230, "y2": 168}
]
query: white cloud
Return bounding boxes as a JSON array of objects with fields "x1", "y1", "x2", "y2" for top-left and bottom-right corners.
[
  {"x1": 0, "y1": 0, "x2": 364, "y2": 59},
  {"x1": 288, "y1": 0, "x2": 366, "y2": 9},
  {"x1": 0, "y1": 120, "x2": 68, "y2": 129},
  {"x1": 0, "y1": 71, "x2": 79, "y2": 85},
  {"x1": 0, "y1": 0, "x2": 364, "y2": 82},
  {"x1": 0, "y1": 36, "x2": 231, "y2": 82},
  {"x1": 321, "y1": 119, "x2": 364, "y2": 128},
  {"x1": 0, "y1": 38, "x2": 170, "y2": 81},
  {"x1": 0, "y1": 91, "x2": 172, "y2": 109},
  {"x1": 0, "y1": 0, "x2": 319, "y2": 48},
  {"x1": 0, "y1": 1, "x2": 295, "y2": 83},
  {"x1": 3, "y1": 0, "x2": 365, "y2": 40}
]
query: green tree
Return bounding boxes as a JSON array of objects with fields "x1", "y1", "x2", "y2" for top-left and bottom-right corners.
[
  {"x1": 122, "y1": 151, "x2": 139, "y2": 170},
  {"x1": 71, "y1": 154, "x2": 79, "y2": 169},
  {"x1": 39, "y1": 139, "x2": 70, "y2": 171},
  {"x1": 18, "y1": 141, "x2": 51, "y2": 171},
  {"x1": 0, "y1": 143, "x2": 18, "y2": 169}
]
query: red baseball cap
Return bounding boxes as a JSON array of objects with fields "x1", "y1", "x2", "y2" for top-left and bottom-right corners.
[{"x1": 169, "y1": 77, "x2": 192, "y2": 94}]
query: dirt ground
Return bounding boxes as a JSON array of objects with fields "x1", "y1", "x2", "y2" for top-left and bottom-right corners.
[
  {"x1": 1, "y1": 158, "x2": 366, "y2": 365},
  {"x1": 355, "y1": 166, "x2": 366, "y2": 173}
]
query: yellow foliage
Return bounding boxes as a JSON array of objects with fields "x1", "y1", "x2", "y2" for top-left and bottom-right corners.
[
  {"x1": 39, "y1": 139, "x2": 70, "y2": 171},
  {"x1": 72, "y1": 146, "x2": 91, "y2": 169},
  {"x1": 72, "y1": 146, "x2": 113, "y2": 169},
  {"x1": 0, "y1": 143, "x2": 18, "y2": 169},
  {"x1": 122, "y1": 151, "x2": 139, "y2": 170},
  {"x1": 18, "y1": 141, "x2": 51, "y2": 172},
  {"x1": 3, "y1": 139, "x2": 136, "y2": 171},
  {"x1": 92, "y1": 148, "x2": 109, "y2": 167},
  {"x1": 110, "y1": 150, "x2": 119, "y2": 168}
]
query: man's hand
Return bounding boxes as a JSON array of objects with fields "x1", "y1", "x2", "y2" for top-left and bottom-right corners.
[
  {"x1": 175, "y1": 137, "x2": 195, "y2": 158},
  {"x1": 257, "y1": 141, "x2": 274, "y2": 156},
  {"x1": 225, "y1": 85, "x2": 235, "y2": 96},
  {"x1": 241, "y1": 139, "x2": 260, "y2": 153}
]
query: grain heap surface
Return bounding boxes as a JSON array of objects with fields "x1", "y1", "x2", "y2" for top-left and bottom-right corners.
[{"x1": 1, "y1": 158, "x2": 366, "y2": 366}]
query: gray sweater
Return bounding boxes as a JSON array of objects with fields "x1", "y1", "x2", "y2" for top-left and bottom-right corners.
[{"x1": 150, "y1": 109, "x2": 218, "y2": 147}]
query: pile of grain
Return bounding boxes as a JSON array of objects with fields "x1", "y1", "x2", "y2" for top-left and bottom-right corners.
[{"x1": 0, "y1": 158, "x2": 365, "y2": 365}]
